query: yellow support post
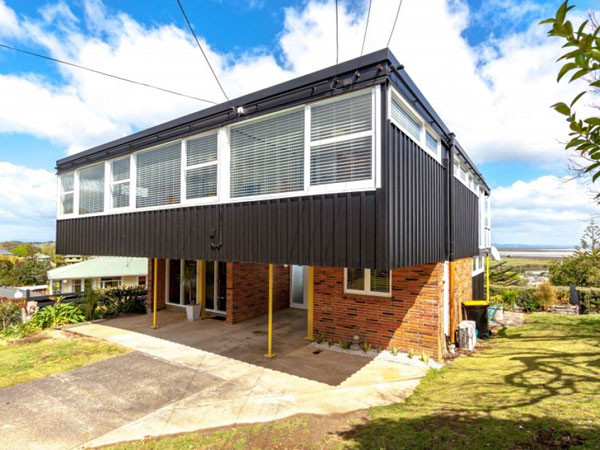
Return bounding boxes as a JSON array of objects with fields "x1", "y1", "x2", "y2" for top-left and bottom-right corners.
[
  {"x1": 305, "y1": 266, "x2": 314, "y2": 341},
  {"x1": 152, "y1": 258, "x2": 159, "y2": 329},
  {"x1": 265, "y1": 263, "x2": 275, "y2": 358},
  {"x1": 486, "y1": 254, "x2": 490, "y2": 303},
  {"x1": 197, "y1": 260, "x2": 208, "y2": 319}
]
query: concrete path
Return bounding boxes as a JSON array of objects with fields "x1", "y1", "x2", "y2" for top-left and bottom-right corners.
[{"x1": 70, "y1": 322, "x2": 427, "y2": 448}]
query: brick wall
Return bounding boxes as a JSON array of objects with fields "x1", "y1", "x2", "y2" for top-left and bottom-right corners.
[
  {"x1": 146, "y1": 258, "x2": 166, "y2": 312},
  {"x1": 314, "y1": 264, "x2": 445, "y2": 360},
  {"x1": 226, "y1": 263, "x2": 290, "y2": 324}
]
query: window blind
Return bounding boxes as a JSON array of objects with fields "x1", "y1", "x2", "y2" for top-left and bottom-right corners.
[
  {"x1": 370, "y1": 270, "x2": 391, "y2": 293},
  {"x1": 111, "y1": 157, "x2": 130, "y2": 208},
  {"x1": 391, "y1": 95, "x2": 422, "y2": 140},
  {"x1": 346, "y1": 268, "x2": 365, "y2": 291},
  {"x1": 425, "y1": 131, "x2": 438, "y2": 154},
  {"x1": 136, "y1": 142, "x2": 181, "y2": 208},
  {"x1": 78, "y1": 164, "x2": 104, "y2": 214},
  {"x1": 186, "y1": 133, "x2": 218, "y2": 200},
  {"x1": 230, "y1": 108, "x2": 304, "y2": 198},
  {"x1": 60, "y1": 173, "x2": 74, "y2": 215},
  {"x1": 310, "y1": 91, "x2": 373, "y2": 186}
]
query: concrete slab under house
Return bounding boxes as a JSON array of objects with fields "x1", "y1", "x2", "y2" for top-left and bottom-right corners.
[{"x1": 55, "y1": 48, "x2": 491, "y2": 366}]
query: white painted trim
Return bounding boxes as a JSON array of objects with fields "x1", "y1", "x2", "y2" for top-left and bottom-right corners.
[
  {"x1": 129, "y1": 153, "x2": 137, "y2": 210},
  {"x1": 374, "y1": 86, "x2": 382, "y2": 189},
  {"x1": 343, "y1": 268, "x2": 392, "y2": 298}
]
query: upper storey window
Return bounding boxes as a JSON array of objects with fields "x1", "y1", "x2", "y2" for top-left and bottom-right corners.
[
  {"x1": 110, "y1": 157, "x2": 130, "y2": 209},
  {"x1": 185, "y1": 132, "x2": 218, "y2": 200},
  {"x1": 230, "y1": 108, "x2": 304, "y2": 198},
  {"x1": 59, "y1": 173, "x2": 74, "y2": 215},
  {"x1": 310, "y1": 91, "x2": 373, "y2": 186},
  {"x1": 79, "y1": 163, "x2": 104, "y2": 215},
  {"x1": 136, "y1": 141, "x2": 181, "y2": 208}
]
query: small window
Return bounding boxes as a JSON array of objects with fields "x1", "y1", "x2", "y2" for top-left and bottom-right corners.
[
  {"x1": 310, "y1": 91, "x2": 373, "y2": 186},
  {"x1": 185, "y1": 132, "x2": 218, "y2": 200},
  {"x1": 344, "y1": 268, "x2": 391, "y2": 296},
  {"x1": 111, "y1": 157, "x2": 130, "y2": 208},
  {"x1": 59, "y1": 173, "x2": 74, "y2": 215},
  {"x1": 391, "y1": 93, "x2": 422, "y2": 141},
  {"x1": 78, "y1": 163, "x2": 105, "y2": 214},
  {"x1": 72, "y1": 279, "x2": 83, "y2": 293},
  {"x1": 100, "y1": 277, "x2": 122, "y2": 289},
  {"x1": 473, "y1": 256, "x2": 485, "y2": 275},
  {"x1": 136, "y1": 141, "x2": 181, "y2": 208},
  {"x1": 425, "y1": 131, "x2": 439, "y2": 155},
  {"x1": 138, "y1": 276, "x2": 146, "y2": 287}
]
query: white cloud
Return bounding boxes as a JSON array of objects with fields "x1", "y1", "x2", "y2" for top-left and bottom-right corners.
[
  {"x1": 0, "y1": 0, "x2": 19, "y2": 37},
  {"x1": 0, "y1": 162, "x2": 56, "y2": 241},
  {"x1": 491, "y1": 176, "x2": 600, "y2": 246}
]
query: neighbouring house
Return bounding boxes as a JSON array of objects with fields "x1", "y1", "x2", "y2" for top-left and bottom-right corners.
[
  {"x1": 64, "y1": 255, "x2": 83, "y2": 264},
  {"x1": 54, "y1": 49, "x2": 491, "y2": 360},
  {"x1": 0, "y1": 249, "x2": 12, "y2": 256},
  {"x1": 34, "y1": 253, "x2": 51, "y2": 262},
  {"x1": 0, "y1": 286, "x2": 47, "y2": 300},
  {"x1": 47, "y1": 256, "x2": 148, "y2": 294}
]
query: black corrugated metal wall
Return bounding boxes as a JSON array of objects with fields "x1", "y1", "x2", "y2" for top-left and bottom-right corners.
[
  {"x1": 472, "y1": 272, "x2": 485, "y2": 300},
  {"x1": 453, "y1": 182, "x2": 480, "y2": 259}
]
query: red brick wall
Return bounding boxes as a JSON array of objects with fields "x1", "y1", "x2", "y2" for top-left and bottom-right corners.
[
  {"x1": 226, "y1": 263, "x2": 290, "y2": 324},
  {"x1": 146, "y1": 258, "x2": 166, "y2": 311},
  {"x1": 314, "y1": 264, "x2": 444, "y2": 360}
]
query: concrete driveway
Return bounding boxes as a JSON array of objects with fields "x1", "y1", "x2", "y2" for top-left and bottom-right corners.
[{"x1": 0, "y1": 313, "x2": 428, "y2": 449}]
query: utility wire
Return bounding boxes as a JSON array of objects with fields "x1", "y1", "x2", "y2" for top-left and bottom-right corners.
[
  {"x1": 0, "y1": 42, "x2": 218, "y2": 104},
  {"x1": 387, "y1": 0, "x2": 404, "y2": 47},
  {"x1": 335, "y1": 0, "x2": 339, "y2": 64},
  {"x1": 176, "y1": 0, "x2": 230, "y2": 102},
  {"x1": 360, "y1": 0, "x2": 372, "y2": 56}
]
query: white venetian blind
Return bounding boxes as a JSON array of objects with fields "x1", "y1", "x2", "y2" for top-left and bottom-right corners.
[
  {"x1": 78, "y1": 163, "x2": 104, "y2": 215},
  {"x1": 136, "y1": 141, "x2": 181, "y2": 208},
  {"x1": 391, "y1": 94, "x2": 422, "y2": 140},
  {"x1": 310, "y1": 91, "x2": 373, "y2": 186},
  {"x1": 111, "y1": 156, "x2": 130, "y2": 208},
  {"x1": 186, "y1": 132, "x2": 218, "y2": 200},
  {"x1": 230, "y1": 108, "x2": 304, "y2": 198},
  {"x1": 60, "y1": 173, "x2": 74, "y2": 215}
]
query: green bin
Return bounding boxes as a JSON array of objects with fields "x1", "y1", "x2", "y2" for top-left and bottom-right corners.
[{"x1": 464, "y1": 301, "x2": 490, "y2": 339}]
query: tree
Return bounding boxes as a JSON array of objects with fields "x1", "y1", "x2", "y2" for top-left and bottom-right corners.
[
  {"x1": 542, "y1": 1, "x2": 600, "y2": 191},
  {"x1": 549, "y1": 220, "x2": 600, "y2": 286},
  {"x1": 10, "y1": 243, "x2": 40, "y2": 260}
]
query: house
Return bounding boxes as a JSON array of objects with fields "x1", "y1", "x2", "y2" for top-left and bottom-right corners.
[
  {"x1": 47, "y1": 256, "x2": 148, "y2": 294},
  {"x1": 64, "y1": 255, "x2": 83, "y2": 264},
  {"x1": 34, "y1": 253, "x2": 51, "y2": 262},
  {"x1": 0, "y1": 286, "x2": 46, "y2": 299},
  {"x1": 54, "y1": 48, "x2": 490, "y2": 360},
  {"x1": 0, "y1": 249, "x2": 12, "y2": 256}
]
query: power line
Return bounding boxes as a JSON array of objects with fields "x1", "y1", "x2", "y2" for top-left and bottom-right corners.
[
  {"x1": 176, "y1": 0, "x2": 230, "y2": 102},
  {"x1": 335, "y1": 0, "x2": 339, "y2": 64},
  {"x1": 0, "y1": 43, "x2": 218, "y2": 104},
  {"x1": 360, "y1": 0, "x2": 372, "y2": 56},
  {"x1": 387, "y1": 0, "x2": 404, "y2": 48}
]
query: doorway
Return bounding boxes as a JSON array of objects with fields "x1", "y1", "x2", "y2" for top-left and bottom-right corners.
[
  {"x1": 165, "y1": 259, "x2": 226, "y2": 314},
  {"x1": 290, "y1": 265, "x2": 307, "y2": 309}
]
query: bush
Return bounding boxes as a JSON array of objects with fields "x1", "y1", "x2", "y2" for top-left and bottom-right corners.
[
  {"x1": 29, "y1": 298, "x2": 86, "y2": 329},
  {"x1": 490, "y1": 284, "x2": 600, "y2": 313},
  {"x1": 0, "y1": 297, "x2": 25, "y2": 330},
  {"x1": 99, "y1": 286, "x2": 147, "y2": 316},
  {"x1": 532, "y1": 282, "x2": 557, "y2": 311}
]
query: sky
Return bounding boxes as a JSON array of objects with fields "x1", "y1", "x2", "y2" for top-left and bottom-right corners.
[{"x1": 0, "y1": 0, "x2": 599, "y2": 246}]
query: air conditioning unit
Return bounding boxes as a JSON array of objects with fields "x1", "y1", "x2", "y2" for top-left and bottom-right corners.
[{"x1": 459, "y1": 320, "x2": 477, "y2": 351}]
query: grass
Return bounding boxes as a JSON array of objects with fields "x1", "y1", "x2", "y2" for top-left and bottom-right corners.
[
  {"x1": 106, "y1": 314, "x2": 600, "y2": 449},
  {"x1": 0, "y1": 330, "x2": 129, "y2": 389},
  {"x1": 493, "y1": 257, "x2": 555, "y2": 270}
]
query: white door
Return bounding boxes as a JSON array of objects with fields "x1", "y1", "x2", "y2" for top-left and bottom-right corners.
[{"x1": 290, "y1": 265, "x2": 307, "y2": 309}]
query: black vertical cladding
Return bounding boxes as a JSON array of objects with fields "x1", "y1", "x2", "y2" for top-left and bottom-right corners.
[
  {"x1": 472, "y1": 272, "x2": 485, "y2": 300},
  {"x1": 453, "y1": 181, "x2": 480, "y2": 259}
]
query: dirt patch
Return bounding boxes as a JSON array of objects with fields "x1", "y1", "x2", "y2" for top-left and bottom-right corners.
[
  {"x1": 531, "y1": 428, "x2": 585, "y2": 449},
  {"x1": 8, "y1": 332, "x2": 51, "y2": 346}
]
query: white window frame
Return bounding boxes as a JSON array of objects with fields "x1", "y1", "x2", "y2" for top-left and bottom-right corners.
[
  {"x1": 343, "y1": 268, "x2": 392, "y2": 298},
  {"x1": 100, "y1": 277, "x2": 123, "y2": 289},
  {"x1": 108, "y1": 156, "x2": 132, "y2": 210},
  {"x1": 388, "y1": 87, "x2": 442, "y2": 165},
  {"x1": 56, "y1": 87, "x2": 381, "y2": 219},
  {"x1": 58, "y1": 172, "x2": 76, "y2": 217},
  {"x1": 472, "y1": 255, "x2": 485, "y2": 276}
]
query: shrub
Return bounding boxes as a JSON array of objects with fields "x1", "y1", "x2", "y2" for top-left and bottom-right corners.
[
  {"x1": 339, "y1": 340, "x2": 351, "y2": 350},
  {"x1": 315, "y1": 331, "x2": 324, "y2": 344},
  {"x1": 490, "y1": 284, "x2": 600, "y2": 313},
  {"x1": 360, "y1": 340, "x2": 372, "y2": 353},
  {"x1": 29, "y1": 298, "x2": 86, "y2": 329},
  {"x1": 0, "y1": 297, "x2": 24, "y2": 330},
  {"x1": 99, "y1": 286, "x2": 147, "y2": 317},
  {"x1": 533, "y1": 282, "x2": 557, "y2": 311}
]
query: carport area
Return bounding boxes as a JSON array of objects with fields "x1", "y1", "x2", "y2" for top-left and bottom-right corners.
[
  {"x1": 99, "y1": 308, "x2": 373, "y2": 385},
  {"x1": 57, "y1": 308, "x2": 429, "y2": 448}
]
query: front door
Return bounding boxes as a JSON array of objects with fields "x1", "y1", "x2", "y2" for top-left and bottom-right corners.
[
  {"x1": 290, "y1": 265, "x2": 307, "y2": 309},
  {"x1": 204, "y1": 261, "x2": 226, "y2": 314}
]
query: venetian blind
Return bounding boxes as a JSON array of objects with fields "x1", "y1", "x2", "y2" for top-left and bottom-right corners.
[
  {"x1": 391, "y1": 94, "x2": 422, "y2": 140},
  {"x1": 310, "y1": 91, "x2": 373, "y2": 186},
  {"x1": 78, "y1": 163, "x2": 104, "y2": 214},
  {"x1": 111, "y1": 157, "x2": 130, "y2": 208},
  {"x1": 186, "y1": 133, "x2": 218, "y2": 200},
  {"x1": 230, "y1": 108, "x2": 304, "y2": 198},
  {"x1": 136, "y1": 141, "x2": 181, "y2": 208}
]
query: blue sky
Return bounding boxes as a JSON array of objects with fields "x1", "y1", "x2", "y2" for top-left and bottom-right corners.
[{"x1": 0, "y1": 0, "x2": 598, "y2": 246}]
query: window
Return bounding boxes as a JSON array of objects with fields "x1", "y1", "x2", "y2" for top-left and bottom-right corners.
[
  {"x1": 344, "y1": 268, "x2": 391, "y2": 296},
  {"x1": 59, "y1": 173, "x2": 74, "y2": 215},
  {"x1": 230, "y1": 108, "x2": 305, "y2": 198},
  {"x1": 425, "y1": 130, "x2": 439, "y2": 155},
  {"x1": 101, "y1": 277, "x2": 122, "y2": 289},
  {"x1": 78, "y1": 163, "x2": 104, "y2": 214},
  {"x1": 310, "y1": 91, "x2": 373, "y2": 186},
  {"x1": 391, "y1": 92, "x2": 422, "y2": 140},
  {"x1": 185, "y1": 132, "x2": 218, "y2": 200},
  {"x1": 138, "y1": 276, "x2": 146, "y2": 287},
  {"x1": 72, "y1": 279, "x2": 83, "y2": 293},
  {"x1": 473, "y1": 255, "x2": 485, "y2": 275},
  {"x1": 136, "y1": 141, "x2": 181, "y2": 208},
  {"x1": 110, "y1": 157, "x2": 130, "y2": 208}
]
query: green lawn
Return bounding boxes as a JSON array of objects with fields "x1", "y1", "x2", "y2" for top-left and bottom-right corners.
[
  {"x1": 0, "y1": 331, "x2": 129, "y2": 389},
  {"x1": 493, "y1": 257, "x2": 554, "y2": 270},
  {"x1": 108, "y1": 314, "x2": 600, "y2": 449}
]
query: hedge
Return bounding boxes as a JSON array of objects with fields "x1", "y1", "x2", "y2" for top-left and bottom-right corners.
[{"x1": 489, "y1": 284, "x2": 600, "y2": 313}]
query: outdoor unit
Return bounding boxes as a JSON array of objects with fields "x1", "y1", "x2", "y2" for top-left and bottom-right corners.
[{"x1": 459, "y1": 320, "x2": 477, "y2": 350}]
